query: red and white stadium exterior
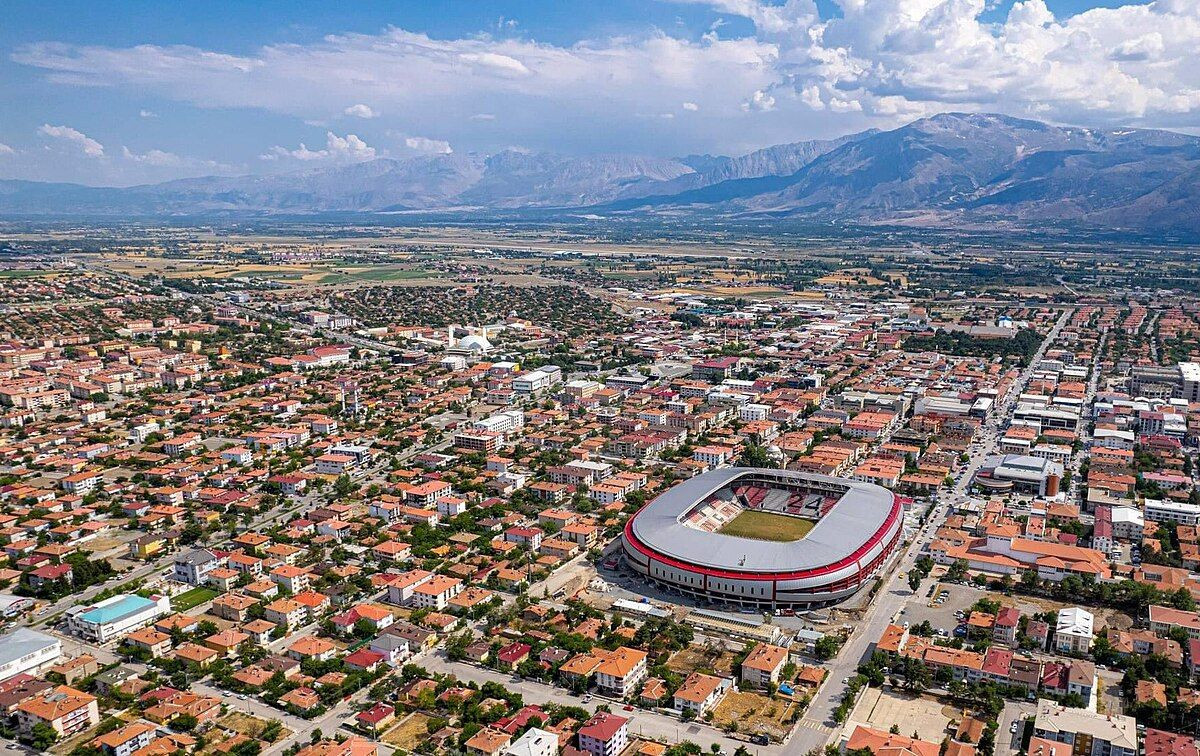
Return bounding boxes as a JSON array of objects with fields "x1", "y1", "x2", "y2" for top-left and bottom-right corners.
[{"x1": 622, "y1": 468, "x2": 903, "y2": 609}]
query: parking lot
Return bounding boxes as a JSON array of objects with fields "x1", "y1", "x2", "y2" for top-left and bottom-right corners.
[{"x1": 897, "y1": 581, "x2": 982, "y2": 636}]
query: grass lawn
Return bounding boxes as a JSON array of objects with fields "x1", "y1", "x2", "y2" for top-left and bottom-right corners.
[
  {"x1": 718, "y1": 510, "x2": 815, "y2": 542},
  {"x1": 317, "y1": 267, "x2": 433, "y2": 284},
  {"x1": 171, "y1": 587, "x2": 218, "y2": 611},
  {"x1": 0, "y1": 269, "x2": 55, "y2": 279}
]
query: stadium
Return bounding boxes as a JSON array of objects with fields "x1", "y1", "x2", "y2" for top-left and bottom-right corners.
[{"x1": 622, "y1": 468, "x2": 903, "y2": 609}]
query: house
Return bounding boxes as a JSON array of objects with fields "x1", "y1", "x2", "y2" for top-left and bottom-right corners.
[
  {"x1": 91, "y1": 721, "x2": 157, "y2": 756},
  {"x1": 740, "y1": 643, "x2": 788, "y2": 688},
  {"x1": 264, "y1": 598, "x2": 306, "y2": 629},
  {"x1": 993, "y1": 607, "x2": 1021, "y2": 646},
  {"x1": 505, "y1": 728, "x2": 559, "y2": 756},
  {"x1": 356, "y1": 703, "x2": 396, "y2": 734},
  {"x1": 594, "y1": 647, "x2": 648, "y2": 697},
  {"x1": 385, "y1": 569, "x2": 433, "y2": 605},
  {"x1": 331, "y1": 604, "x2": 394, "y2": 635},
  {"x1": 16, "y1": 684, "x2": 99, "y2": 738},
  {"x1": 577, "y1": 713, "x2": 628, "y2": 756},
  {"x1": 173, "y1": 549, "x2": 223, "y2": 586},
  {"x1": 210, "y1": 593, "x2": 258, "y2": 623},
  {"x1": 845, "y1": 726, "x2": 939, "y2": 756},
  {"x1": 410, "y1": 576, "x2": 464, "y2": 610},
  {"x1": 672, "y1": 672, "x2": 728, "y2": 716},
  {"x1": 466, "y1": 728, "x2": 512, "y2": 756},
  {"x1": 269, "y1": 564, "x2": 310, "y2": 594},
  {"x1": 497, "y1": 642, "x2": 532, "y2": 671},
  {"x1": 368, "y1": 635, "x2": 410, "y2": 666},
  {"x1": 48, "y1": 655, "x2": 99, "y2": 686},
  {"x1": 1032, "y1": 699, "x2": 1137, "y2": 756},
  {"x1": 344, "y1": 649, "x2": 386, "y2": 672},
  {"x1": 288, "y1": 636, "x2": 337, "y2": 662},
  {"x1": 125, "y1": 628, "x2": 172, "y2": 659},
  {"x1": 1054, "y1": 608, "x2": 1095, "y2": 654}
]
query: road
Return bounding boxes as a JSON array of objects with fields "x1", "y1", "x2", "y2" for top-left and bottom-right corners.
[
  {"x1": 996, "y1": 701, "x2": 1036, "y2": 755},
  {"x1": 781, "y1": 308, "x2": 1073, "y2": 756}
]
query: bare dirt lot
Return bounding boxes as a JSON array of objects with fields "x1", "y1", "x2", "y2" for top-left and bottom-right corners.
[
  {"x1": 848, "y1": 688, "x2": 957, "y2": 742},
  {"x1": 382, "y1": 712, "x2": 434, "y2": 750},
  {"x1": 667, "y1": 646, "x2": 739, "y2": 676},
  {"x1": 219, "y1": 711, "x2": 291, "y2": 740},
  {"x1": 711, "y1": 690, "x2": 799, "y2": 741}
]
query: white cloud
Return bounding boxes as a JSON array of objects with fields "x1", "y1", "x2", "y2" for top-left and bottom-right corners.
[
  {"x1": 458, "y1": 52, "x2": 531, "y2": 77},
  {"x1": 800, "y1": 85, "x2": 824, "y2": 110},
  {"x1": 38, "y1": 124, "x2": 104, "y2": 157},
  {"x1": 10, "y1": 0, "x2": 1200, "y2": 165},
  {"x1": 263, "y1": 131, "x2": 376, "y2": 162},
  {"x1": 11, "y1": 28, "x2": 781, "y2": 155},
  {"x1": 139, "y1": 109, "x2": 158, "y2": 118},
  {"x1": 0, "y1": 142, "x2": 14, "y2": 156},
  {"x1": 343, "y1": 103, "x2": 378, "y2": 118},
  {"x1": 404, "y1": 136, "x2": 452, "y2": 154},
  {"x1": 742, "y1": 89, "x2": 776, "y2": 111}
]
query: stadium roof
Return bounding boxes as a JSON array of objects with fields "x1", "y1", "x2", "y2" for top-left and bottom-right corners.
[{"x1": 627, "y1": 468, "x2": 896, "y2": 574}]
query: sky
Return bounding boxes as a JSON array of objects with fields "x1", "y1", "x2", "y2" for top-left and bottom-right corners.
[{"x1": 1, "y1": 0, "x2": 1197, "y2": 186}]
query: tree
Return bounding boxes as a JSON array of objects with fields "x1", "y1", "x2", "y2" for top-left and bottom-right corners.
[
  {"x1": 814, "y1": 635, "x2": 842, "y2": 661},
  {"x1": 334, "y1": 474, "x2": 356, "y2": 496},
  {"x1": 908, "y1": 570, "x2": 923, "y2": 593},
  {"x1": 30, "y1": 722, "x2": 58, "y2": 750},
  {"x1": 737, "y1": 444, "x2": 777, "y2": 469},
  {"x1": 947, "y1": 559, "x2": 969, "y2": 582},
  {"x1": 171, "y1": 714, "x2": 199, "y2": 732}
]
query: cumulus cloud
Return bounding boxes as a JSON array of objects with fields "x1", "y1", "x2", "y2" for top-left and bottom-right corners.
[
  {"x1": 139, "y1": 109, "x2": 158, "y2": 118},
  {"x1": 9, "y1": 0, "x2": 1200, "y2": 167},
  {"x1": 262, "y1": 132, "x2": 376, "y2": 163},
  {"x1": 404, "y1": 136, "x2": 452, "y2": 154},
  {"x1": 742, "y1": 89, "x2": 776, "y2": 111},
  {"x1": 343, "y1": 103, "x2": 378, "y2": 118},
  {"x1": 11, "y1": 27, "x2": 780, "y2": 156},
  {"x1": 38, "y1": 123, "x2": 104, "y2": 157},
  {"x1": 0, "y1": 142, "x2": 14, "y2": 156}
]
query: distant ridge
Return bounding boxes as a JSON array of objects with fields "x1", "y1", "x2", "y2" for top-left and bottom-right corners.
[{"x1": 3, "y1": 113, "x2": 1199, "y2": 233}]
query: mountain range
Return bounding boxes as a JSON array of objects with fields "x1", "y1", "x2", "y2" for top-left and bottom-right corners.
[{"x1": 2, "y1": 113, "x2": 1199, "y2": 234}]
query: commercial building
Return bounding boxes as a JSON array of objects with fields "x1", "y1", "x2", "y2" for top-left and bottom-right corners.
[
  {"x1": 974, "y1": 454, "x2": 1063, "y2": 498},
  {"x1": 66, "y1": 594, "x2": 172, "y2": 643},
  {"x1": 0, "y1": 628, "x2": 61, "y2": 682}
]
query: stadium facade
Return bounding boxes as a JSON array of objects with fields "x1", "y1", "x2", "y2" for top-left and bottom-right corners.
[{"x1": 622, "y1": 468, "x2": 902, "y2": 609}]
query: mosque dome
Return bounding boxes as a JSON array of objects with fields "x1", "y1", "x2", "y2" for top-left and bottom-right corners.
[{"x1": 457, "y1": 334, "x2": 492, "y2": 352}]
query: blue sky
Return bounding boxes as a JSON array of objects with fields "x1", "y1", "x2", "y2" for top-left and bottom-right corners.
[{"x1": 1, "y1": 0, "x2": 1194, "y2": 186}]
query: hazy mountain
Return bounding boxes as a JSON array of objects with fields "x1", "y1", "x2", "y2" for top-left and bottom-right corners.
[{"x1": 2, "y1": 113, "x2": 1199, "y2": 234}]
